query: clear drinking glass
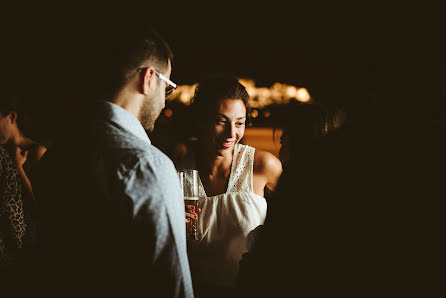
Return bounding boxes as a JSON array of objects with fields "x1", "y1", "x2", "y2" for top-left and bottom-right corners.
[{"x1": 177, "y1": 169, "x2": 200, "y2": 240}]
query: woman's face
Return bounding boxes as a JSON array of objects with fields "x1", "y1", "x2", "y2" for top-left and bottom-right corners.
[{"x1": 203, "y1": 99, "x2": 247, "y2": 155}]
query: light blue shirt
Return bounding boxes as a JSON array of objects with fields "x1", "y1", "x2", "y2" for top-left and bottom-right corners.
[{"x1": 35, "y1": 101, "x2": 193, "y2": 298}]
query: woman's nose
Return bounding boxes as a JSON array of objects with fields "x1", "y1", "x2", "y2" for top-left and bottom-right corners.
[{"x1": 224, "y1": 123, "x2": 236, "y2": 138}]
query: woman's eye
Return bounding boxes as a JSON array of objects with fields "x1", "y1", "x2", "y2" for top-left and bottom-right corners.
[
  {"x1": 236, "y1": 122, "x2": 245, "y2": 126},
  {"x1": 216, "y1": 119, "x2": 226, "y2": 125}
]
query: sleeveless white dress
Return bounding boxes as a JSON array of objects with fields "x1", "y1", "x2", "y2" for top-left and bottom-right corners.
[{"x1": 182, "y1": 143, "x2": 267, "y2": 287}]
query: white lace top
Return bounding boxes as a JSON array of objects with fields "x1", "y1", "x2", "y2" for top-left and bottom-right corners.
[{"x1": 181, "y1": 143, "x2": 267, "y2": 287}]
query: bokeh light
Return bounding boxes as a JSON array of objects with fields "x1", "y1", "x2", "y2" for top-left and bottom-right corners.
[
  {"x1": 164, "y1": 108, "x2": 173, "y2": 118},
  {"x1": 170, "y1": 79, "x2": 311, "y2": 107}
]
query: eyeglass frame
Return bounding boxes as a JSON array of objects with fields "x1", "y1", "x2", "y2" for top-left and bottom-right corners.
[{"x1": 136, "y1": 67, "x2": 177, "y2": 95}]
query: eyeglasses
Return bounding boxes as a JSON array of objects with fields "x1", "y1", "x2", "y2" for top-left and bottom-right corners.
[{"x1": 137, "y1": 67, "x2": 177, "y2": 97}]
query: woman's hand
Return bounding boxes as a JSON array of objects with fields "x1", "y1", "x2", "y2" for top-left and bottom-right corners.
[
  {"x1": 185, "y1": 204, "x2": 201, "y2": 223},
  {"x1": 14, "y1": 145, "x2": 28, "y2": 167}
]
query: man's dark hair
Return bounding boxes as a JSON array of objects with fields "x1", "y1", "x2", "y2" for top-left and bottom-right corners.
[{"x1": 92, "y1": 27, "x2": 173, "y2": 100}]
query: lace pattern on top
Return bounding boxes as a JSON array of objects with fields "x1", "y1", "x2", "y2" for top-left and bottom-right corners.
[
  {"x1": 182, "y1": 143, "x2": 266, "y2": 286},
  {"x1": 197, "y1": 144, "x2": 254, "y2": 197}
]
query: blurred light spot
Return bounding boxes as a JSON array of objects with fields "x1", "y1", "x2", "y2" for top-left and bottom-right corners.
[
  {"x1": 296, "y1": 88, "x2": 311, "y2": 103},
  {"x1": 263, "y1": 110, "x2": 271, "y2": 118},
  {"x1": 251, "y1": 110, "x2": 259, "y2": 118},
  {"x1": 170, "y1": 80, "x2": 311, "y2": 107},
  {"x1": 164, "y1": 108, "x2": 173, "y2": 118}
]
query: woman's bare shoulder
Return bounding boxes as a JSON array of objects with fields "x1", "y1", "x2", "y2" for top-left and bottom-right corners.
[
  {"x1": 253, "y1": 149, "x2": 282, "y2": 173},
  {"x1": 253, "y1": 149, "x2": 282, "y2": 191}
]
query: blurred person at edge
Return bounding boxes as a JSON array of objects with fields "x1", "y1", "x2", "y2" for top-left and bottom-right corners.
[
  {"x1": 32, "y1": 28, "x2": 193, "y2": 298},
  {"x1": 276, "y1": 102, "x2": 345, "y2": 166},
  {"x1": 240, "y1": 101, "x2": 346, "y2": 260},
  {"x1": 0, "y1": 87, "x2": 47, "y2": 297},
  {"x1": 171, "y1": 74, "x2": 282, "y2": 298},
  {"x1": 235, "y1": 48, "x2": 446, "y2": 296}
]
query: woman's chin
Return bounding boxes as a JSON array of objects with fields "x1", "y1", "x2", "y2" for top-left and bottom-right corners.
[{"x1": 215, "y1": 144, "x2": 236, "y2": 156}]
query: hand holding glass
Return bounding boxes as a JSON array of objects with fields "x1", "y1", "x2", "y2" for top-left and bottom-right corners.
[{"x1": 178, "y1": 170, "x2": 200, "y2": 240}]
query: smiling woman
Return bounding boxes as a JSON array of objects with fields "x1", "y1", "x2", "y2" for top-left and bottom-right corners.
[{"x1": 170, "y1": 74, "x2": 282, "y2": 297}]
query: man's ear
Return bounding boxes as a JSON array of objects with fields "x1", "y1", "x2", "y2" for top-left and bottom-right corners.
[{"x1": 141, "y1": 67, "x2": 156, "y2": 95}]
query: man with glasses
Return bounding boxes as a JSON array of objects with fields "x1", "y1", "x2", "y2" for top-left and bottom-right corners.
[
  {"x1": 33, "y1": 28, "x2": 193, "y2": 298},
  {"x1": 135, "y1": 67, "x2": 178, "y2": 131}
]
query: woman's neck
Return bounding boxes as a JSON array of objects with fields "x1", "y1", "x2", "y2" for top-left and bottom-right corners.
[
  {"x1": 12, "y1": 134, "x2": 33, "y2": 148},
  {"x1": 196, "y1": 143, "x2": 234, "y2": 179}
]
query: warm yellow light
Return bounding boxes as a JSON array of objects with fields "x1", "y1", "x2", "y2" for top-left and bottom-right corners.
[
  {"x1": 175, "y1": 83, "x2": 198, "y2": 105},
  {"x1": 296, "y1": 88, "x2": 311, "y2": 103},
  {"x1": 285, "y1": 86, "x2": 298, "y2": 98},
  {"x1": 251, "y1": 110, "x2": 259, "y2": 118},
  {"x1": 168, "y1": 79, "x2": 311, "y2": 108}
]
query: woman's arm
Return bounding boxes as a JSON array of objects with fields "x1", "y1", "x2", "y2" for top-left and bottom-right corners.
[
  {"x1": 14, "y1": 144, "x2": 47, "y2": 205},
  {"x1": 13, "y1": 146, "x2": 35, "y2": 203}
]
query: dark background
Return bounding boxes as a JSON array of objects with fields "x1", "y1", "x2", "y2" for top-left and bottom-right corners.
[
  {"x1": 2, "y1": 4, "x2": 445, "y2": 296},
  {"x1": 3, "y1": 2, "x2": 445, "y2": 91}
]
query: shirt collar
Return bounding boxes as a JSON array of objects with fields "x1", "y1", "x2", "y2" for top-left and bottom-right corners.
[{"x1": 97, "y1": 101, "x2": 151, "y2": 145}]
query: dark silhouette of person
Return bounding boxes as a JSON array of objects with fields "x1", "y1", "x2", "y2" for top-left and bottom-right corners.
[{"x1": 235, "y1": 42, "x2": 446, "y2": 297}]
